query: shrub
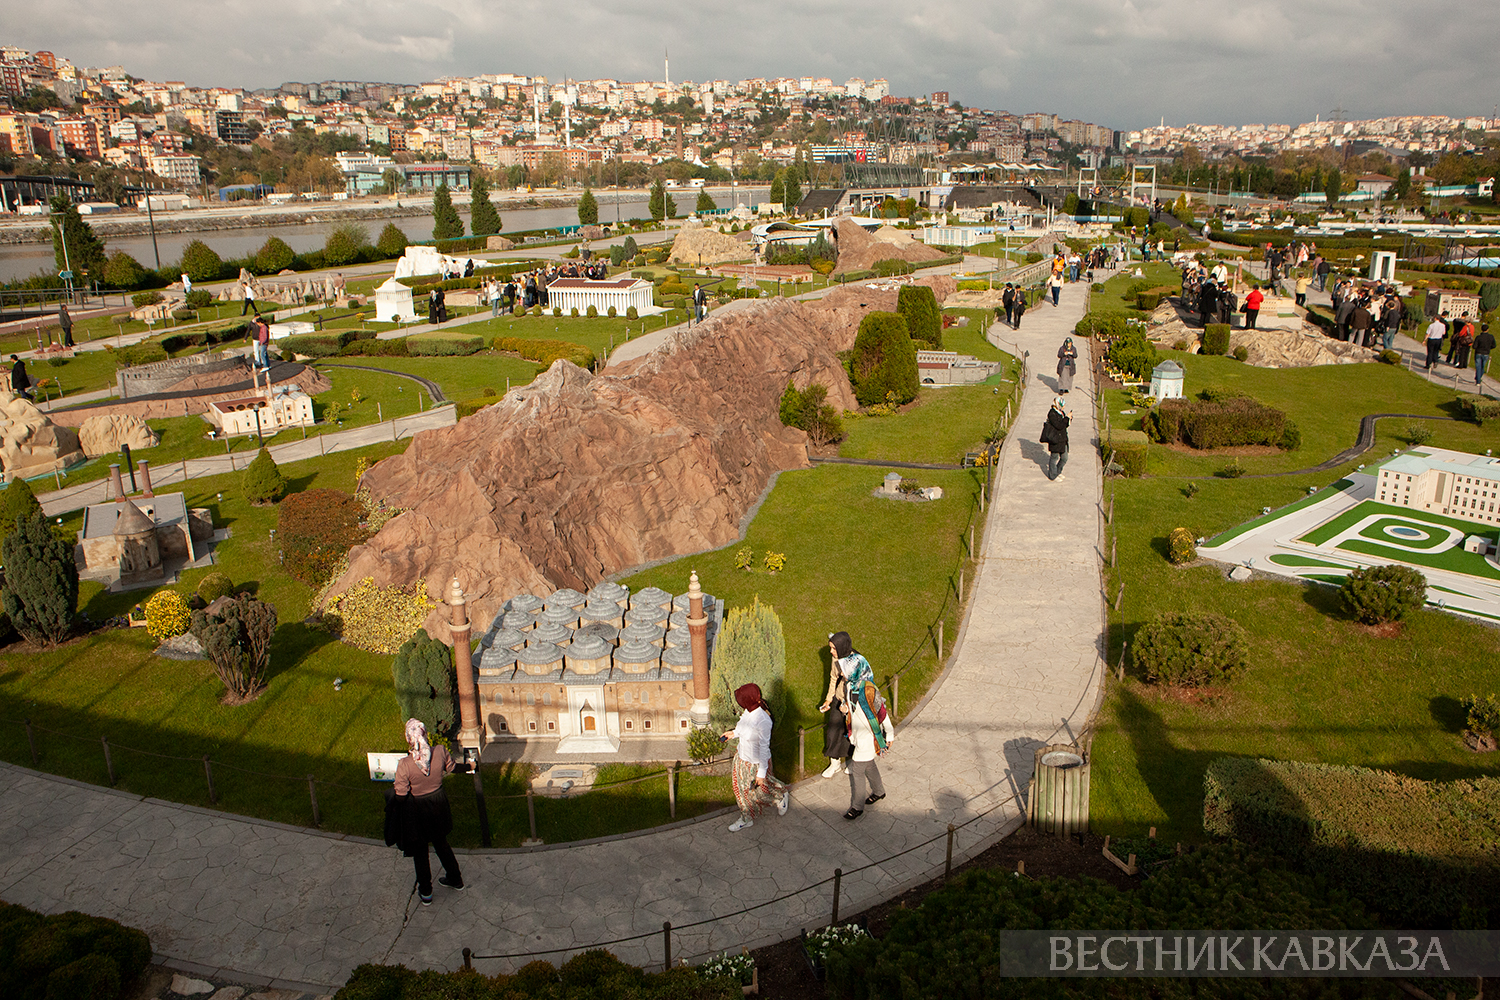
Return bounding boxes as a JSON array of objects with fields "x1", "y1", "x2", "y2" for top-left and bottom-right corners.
[
  {"x1": 178, "y1": 239, "x2": 224, "y2": 282},
  {"x1": 778, "y1": 381, "x2": 846, "y2": 445},
  {"x1": 1201, "y1": 757, "x2": 1500, "y2": 927},
  {"x1": 607, "y1": 305, "x2": 617, "y2": 317},
  {"x1": 103, "y1": 251, "x2": 149, "y2": 290},
  {"x1": 142, "y1": 590, "x2": 191, "y2": 641},
  {"x1": 324, "y1": 577, "x2": 437, "y2": 655},
  {"x1": 708, "y1": 597, "x2": 788, "y2": 730},
  {"x1": 1278, "y1": 419, "x2": 1302, "y2": 451},
  {"x1": 1137, "y1": 291, "x2": 1161, "y2": 310},
  {"x1": 586, "y1": 304, "x2": 598, "y2": 318},
  {"x1": 280, "y1": 332, "x2": 354, "y2": 358},
  {"x1": 570, "y1": 307, "x2": 579, "y2": 317},
  {"x1": 190, "y1": 595, "x2": 277, "y2": 704},
  {"x1": 1456, "y1": 392, "x2": 1500, "y2": 425},
  {"x1": 0, "y1": 905, "x2": 151, "y2": 1000},
  {"x1": 242, "y1": 447, "x2": 287, "y2": 505},
  {"x1": 1, "y1": 514, "x2": 77, "y2": 646},
  {"x1": 1104, "y1": 327, "x2": 1156, "y2": 381},
  {"x1": 850, "y1": 311, "x2": 918, "y2": 407},
  {"x1": 871, "y1": 258, "x2": 914, "y2": 277},
  {"x1": 609, "y1": 244, "x2": 627, "y2": 267},
  {"x1": 1075, "y1": 312, "x2": 1127, "y2": 340},
  {"x1": 339, "y1": 337, "x2": 410, "y2": 358},
  {"x1": 1167, "y1": 527, "x2": 1197, "y2": 564},
  {"x1": 1133, "y1": 611, "x2": 1247, "y2": 686},
  {"x1": 1202, "y1": 323, "x2": 1231, "y2": 356},
  {"x1": 278, "y1": 488, "x2": 371, "y2": 587},
  {"x1": 1464, "y1": 693, "x2": 1500, "y2": 736},
  {"x1": 454, "y1": 396, "x2": 498, "y2": 418},
  {"x1": 1340, "y1": 563, "x2": 1427, "y2": 624},
  {"x1": 553, "y1": 306, "x2": 562, "y2": 317},
  {"x1": 685, "y1": 726, "x2": 724, "y2": 765},
  {"x1": 390, "y1": 629, "x2": 456, "y2": 735},
  {"x1": 324, "y1": 223, "x2": 368, "y2": 267},
  {"x1": 254, "y1": 236, "x2": 295, "y2": 274},
  {"x1": 896, "y1": 285, "x2": 941, "y2": 349},
  {"x1": 407, "y1": 332, "x2": 484, "y2": 356},
  {"x1": 1379, "y1": 348, "x2": 1402, "y2": 365},
  {"x1": 626, "y1": 305, "x2": 639, "y2": 319},
  {"x1": 195, "y1": 571, "x2": 234, "y2": 604},
  {"x1": 114, "y1": 342, "x2": 169, "y2": 368},
  {"x1": 492, "y1": 336, "x2": 594, "y2": 369},
  {"x1": 1232, "y1": 345, "x2": 1249, "y2": 362},
  {"x1": 130, "y1": 290, "x2": 163, "y2": 308},
  {"x1": 659, "y1": 279, "x2": 689, "y2": 296},
  {"x1": 375, "y1": 222, "x2": 409, "y2": 258},
  {"x1": 0, "y1": 477, "x2": 42, "y2": 533},
  {"x1": 1146, "y1": 395, "x2": 1289, "y2": 449},
  {"x1": 1104, "y1": 428, "x2": 1147, "y2": 477}
]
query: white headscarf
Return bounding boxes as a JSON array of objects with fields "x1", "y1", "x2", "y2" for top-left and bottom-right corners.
[{"x1": 404, "y1": 718, "x2": 432, "y2": 776}]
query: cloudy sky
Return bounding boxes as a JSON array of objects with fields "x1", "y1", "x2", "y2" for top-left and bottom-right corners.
[{"x1": 10, "y1": 0, "x2": 1498, "y2": 129}]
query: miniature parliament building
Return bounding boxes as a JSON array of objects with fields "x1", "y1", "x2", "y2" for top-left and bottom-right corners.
[
  {"x1": 1376, "y1": 448, "x2": 1500, "y2": 525},
  {"x1": 442, "y1": 573, "x2": 722, "y2": 756}
]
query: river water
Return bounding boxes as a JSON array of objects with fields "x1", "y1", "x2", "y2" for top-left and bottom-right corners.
[{"x1": 0, "y1": 186, "x2": 771, "y2": 282}]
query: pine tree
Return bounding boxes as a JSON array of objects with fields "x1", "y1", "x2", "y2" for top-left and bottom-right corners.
[
  {"x1": 0, "y1": 478, "x2": 42, "y2": 536},
  {"x1": 469, "y1": 171, "x2": 502, "y2": 236},
  {"x1": 49, "y1": 195, "x2": 107, "y2": 280},
  {"x1": 392, "y1": 631, "x2": 456, "y2": 736},
  {"x1": 2, "y1": 513, "x2": 78, "y2": 647},
  {"x1": 896, "y1": 285, "x2": 942, "y2": 350},
  {"x1": 708, "y1": 597, "x2": 787, "y2": 730},
  {"x1": 577, "y1": 187, "x2": 598, "y2": 226},
  {"x1": 376, "y1": 223, "x2": 409, "y2": 258},
  {"x1": 431, "y1": 183, "x2": 464, "y2": 241},
  {"x1": 648, "y1": 178, "x2": 667, "y2": 221},
  {"x1": 243, "y1": 447, "x2": 286, "y2": 505},
  {"x1": 769, "y1": 172, "x2": 785, "y2": 209},
  {"x1": 666, "y1": 189, "x2": 677, "y2": 219},
  {"x1": 851, "y1": 311, "x2": 919, "y2": 406},
  {"x1": 696, "y1": 189, "x2": 716, "y2": 214},
  {"x1": 784, "y1": 172, "x2": 802, "y2": 216}
]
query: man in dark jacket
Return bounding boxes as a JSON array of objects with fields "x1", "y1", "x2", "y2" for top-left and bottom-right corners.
[
  {"x1": 1474, "y1": 323, "x2": 1496, "y2": 385},
  {"x1": 9, "y1": 355, "x2": 31, "y2": 400},
  {"x1": 1199, "y1": 279, "x2": 1218, "y2": 328}
]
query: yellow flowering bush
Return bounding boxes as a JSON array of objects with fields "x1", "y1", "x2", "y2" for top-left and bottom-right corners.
[
  {"x1": 763, "y1": 551, "x2": 787, "y2": 573},
  {"x1": 323, "y1": 577, "x2": 437, "y2": 654},
  {"x1": 143, "y1": 590, "x2": 192, "y2": 641}
]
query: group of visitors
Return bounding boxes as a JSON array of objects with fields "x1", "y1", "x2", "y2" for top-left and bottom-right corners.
[
  {"x1": 1330, "y1": 278, "x2": 1404, "y2": 350},
  {"x1": 1425, "y1": 311, "x2": 1495, "y2": 384},
  {"x1": 1180, "y1": 258, "x2": 1238, "y2": 327},
  {"x1": 999, "y1": 283, "x2": 1030, "y2": 328}
]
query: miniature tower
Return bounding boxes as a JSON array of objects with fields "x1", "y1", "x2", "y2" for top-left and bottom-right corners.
[
  {"x1": 687, "y1": 570, "x2": 710, "y2": 725},
  {"x1": 449, "y1": 578, "x2": 483, "y2": 752}
]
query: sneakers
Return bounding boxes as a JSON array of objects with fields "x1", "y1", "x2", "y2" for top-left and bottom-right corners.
[
  {"x1": 438, "y1": 876, "x2": 465, "y2": 891},
  {"x1": 821, "y1": 760, "x2": 845, "y2": 778},
  {"x1": 865, "y1": 793, "x2": 886, "y2": 805},
  {"x1": 418, "y1": 889, "x2": 433, "y2": 905},
  {"x1": 729, "y1": 817, "x2": 753, "y2": 832},
  {"x1": 777, "y1": 791, "x2": 790, "y2": 816}
]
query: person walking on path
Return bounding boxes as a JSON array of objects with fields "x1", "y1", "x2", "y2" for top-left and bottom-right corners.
[
  {"x1": 253, "y1": 316, "x2": 271, "y2": 371},
  {"x1": 240, "y1": 280, "x2": 258, "y2": 316},
  {"x1": 387, "y1": 719, "x2": 467, "y2": 905},
  {"x1": 9, "y1": 355, "x2": 31, "y2": 400},
  {"x1": 1453, "y1": 317, "x2": 1475, "y2": 370},
  {"x1": 1293, "y1": 274, "x2": 1309, "y2": 309},
  {"x1": 840, "y1": 645, "x2": 894, "y2": 821},
  {"x1": 1243, "y1": 285, "x2": 1264, "y2": 329},
  {"x1": 58, "y1": 303, "x2": 74, "y2": 347},
  {"x1": 817, "y1": 633, "x2": 857, "y2": 779},
  {"x1": 1382, "y1": 293, "x2": 1403, "y2": 350},
  {"x1": 1001, "y1": 284, "x2": 1016, "y2": 327},
  {"x1": 1013, "y1": 287, "x2": 1028, "y2": 329},
  {"x1": 723, "y1": 683, "x2": 789, "y2": 832},
  {"x1": 1315, "y1": 256, "x2": 1330, "y2": 292},
  {"x1": 1474, "y1": 323, "x2": 1495, "y2": 385},
  {"x1": 1056, "y1": 338, "x2": 1078, "y2": 394},
  {"x1": 487, "y1": 279, "x2": 500, "y2": 318},
  {"x1": 1049, "y1": 271, "x2": 1063, "y2": 307},
  {"x1": 1425, "y1": 314, "x2": 1449, "y2": 370},
  {"x1": 1041, "y1": 395, "x2": 1070, "y2": 481}
]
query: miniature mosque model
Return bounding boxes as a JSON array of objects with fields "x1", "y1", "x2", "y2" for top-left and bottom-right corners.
[{"x1": 203, "y1": 367, "x2": 315, "y2": 438}]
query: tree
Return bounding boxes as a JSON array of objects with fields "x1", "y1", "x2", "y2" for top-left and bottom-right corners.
[
  {"x1": 470, "y1": 171, "x2": 502, "y2": 236},
  {"x1": 666, "y1": 188, "x2": 677, "y2": 219},
  {"x1": 1393, "y1": 167, "x2": 1412, "y2": 200},
  {"x1": 48, "y1": 196, "x2": 107, "y2": 279},
  {"x1": 1340, "y1": 564, "x2": 1427, "y2": 625},
  {"x1": 622, "y1": 235, "x2": 638, "y2": 260},
  {"x1": 577, "y1": 187, "x2": 598, "y2": 226},
  {"x1": 696, "y1": 189, "x2": 717, "y2": 214},
  {"x1": 0, "y1": 477, "x2": 42, "y2": 533},
  {"x1": 191, "y1": 595, "x2": 278, "y2": 703},
  {"x1": 376, "y1": 222, "x2": 409, "y2": 258},
  {"x1": 242, "y1": 447, "x2": 286, "y2": 505},
  {"x1": 323, "y1": 222, "x2": 367, "y2": 266},
  {"x1": 431, "y1": 183, "x2": 464, "y2": 241},
  {"x1": 102, "y1": 250, "x2": 149, "y2": 289},
  {"x1": 708, "y1": 597, "x2": 788, "y2": 730},
  {"x1": 392, "y1": 631, "x2": 456, "y2": 736},
  {"x1": 896, "y1": 285, "x2": 942, "y2": 350},
  {"x1": 179, "y1": 239, "x2": 224, "y2": 282},
  {"x1": 254, "y1": 236, "x2": 295, "y2": 274},
  {"x1": 850, "y1": 311, "x2": 919, "y2": 406},
  {"x1": 1324, "y1": 167, "x2": 1343, "y2": 207},
  {"x1": 381, "y1": 167, "x2": 404, "y2": 195},
  {"x1": 769, "y1": 172, "x2": 785, "y2": 208},
  {"x1": 783, "y1": 172, "x2": 802, "y2": 215},
  {"x1": 648, "y1": 178, "x2": 668, "y2": 221},
  {"x1": 1, "y1": 513, "x2": 78, "y2": 647}
]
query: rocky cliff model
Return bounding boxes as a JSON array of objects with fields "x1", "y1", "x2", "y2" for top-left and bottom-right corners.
[
  {"x1": 329, "y1": 298, "x2": 864, "y2": 635},
  {"x1": 831, "y1": 217, "x2": 949, "y2": 274},
  {"x1": 0, "y1": 391, "x2": 86, "y2": 482}
]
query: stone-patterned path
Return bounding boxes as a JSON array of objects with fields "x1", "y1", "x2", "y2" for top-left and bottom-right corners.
[{"x1": 0, "y1": 276, "x2": 1104, "y2": 987}]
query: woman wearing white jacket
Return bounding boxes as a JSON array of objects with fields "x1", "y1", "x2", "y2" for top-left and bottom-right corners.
[{"x1": 828, "y1": 631, "x2": 895, "y2": 820}]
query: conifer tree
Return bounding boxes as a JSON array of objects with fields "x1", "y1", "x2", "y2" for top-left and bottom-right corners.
[
  {"x1": 243, "y1": 447, "x2": 286, "y2": 505},
  {"x1": 469, "y1": 171, "x2": 502, "y2": 236},
  {"x1": 431, "y1": 183, "x2": 464, "y2": 241},
  {"x1": 2, "y1": 513, "x2": 78, "y2": 647},
  {"x1": 696, "y1": 189, "x2": 717, "y2": 214},
  {"x1": 648, "y1": 178, "x2": 667, "y2": 221},
  {"x1": 392, "y1": 631, "x2": 456, "y2": 736},
  {"x1": 0, "y1": 478, "x2": 42, "y2": 535},
  {"x1": 577, "y1": 187, "x2": 598, "y2": 226}
]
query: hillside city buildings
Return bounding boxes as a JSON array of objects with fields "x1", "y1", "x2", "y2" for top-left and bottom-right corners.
[{"x1": 0, "y1": 44, "x2": 1494, "y2": 201}]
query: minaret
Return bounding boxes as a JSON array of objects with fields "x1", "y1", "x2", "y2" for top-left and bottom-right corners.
[
  {"x1": 665, "y1": 49, "x2": 670, "y2": 91},
  {"x1": 564, "y1": 99, "x2": 571, "y2": 148}
]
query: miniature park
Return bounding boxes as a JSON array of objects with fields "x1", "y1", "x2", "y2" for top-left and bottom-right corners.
[{"x1": 2, "y1": 191, "x2": 1500, "y2": 1000}]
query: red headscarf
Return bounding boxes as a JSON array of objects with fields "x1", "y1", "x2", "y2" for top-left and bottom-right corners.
[{"x1": 734, "y1": 683, "x2": 764, "y2": 713}]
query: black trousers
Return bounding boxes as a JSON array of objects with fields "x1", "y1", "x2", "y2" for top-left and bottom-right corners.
[
  {"x1": 412, "y1": 836, "x2": 461, "y2": 895},
  {"x1": 823, "y1": 697, "x2": 851, "y2": 760}
]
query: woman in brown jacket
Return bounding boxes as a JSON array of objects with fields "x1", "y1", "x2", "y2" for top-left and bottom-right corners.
[{"x1": 392, "y1": 719, "x2": 467, "y2": 904}]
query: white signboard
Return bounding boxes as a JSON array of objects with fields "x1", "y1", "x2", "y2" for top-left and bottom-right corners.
[{"x1": 367, "y1": 752, "x2": 406, "y2": 782}]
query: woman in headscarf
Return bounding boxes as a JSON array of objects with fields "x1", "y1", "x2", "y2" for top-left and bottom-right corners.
[
  {"x1": 830, "y1": 632, "x2": 895, "y2": 820},
  {"x1": 1056, "y1": 338, "x2": 1078, "y2": 394},
  {"x1": 722, "y1": 683, "x2": 789, "y2": 832},
  {"x1": 817, "y1": 632, "x2": 858, "y2": 779},
  {"x1": 1042, "y1": 395, "x2": 1070, "y2": 482},
  {"x1": 390, "y1": 719, "x2": 468, "y2": 904}
]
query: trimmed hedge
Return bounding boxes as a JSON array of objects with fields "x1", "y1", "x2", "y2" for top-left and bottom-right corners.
[
  {"x1": 1146, "y1": 395, "x2": 1291, "y2": 449},
  {"x1": 1202, "y1": 323, "x2": 1231, "y2": 356},
  {"x1": 0, "y1": 902, "x2": 151, "y2": 1000},
  {"x1": 493, "y1": 336, "x2": 595, "y2": 370},
  {"x1": 282, "y1": 331, "x2": 356, "y2": 358},
  {"x1": 1202, "y1": 757, "x2": 1500, "y2": 926},
  {"x1": 334, "y1": 954, "x2": 738, "y2": 1000},
  {"x1": 337, "y1": 338, "x2": 411, "y2": 357},
  {"x1": 406, "y1": 332, "x2": 485, "y2": 357},
  {"x1": 1103, "y1": 428, "x2": 1147, "y2": 477},
  {"x1": 1456, "y1": 392, "x2": 1500, "y2": 425},
  {"x1": 1104, "y1": 328, "x2": 1156, "y2": 381}
]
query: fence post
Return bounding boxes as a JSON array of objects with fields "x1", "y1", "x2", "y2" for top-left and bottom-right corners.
[
  {"x1": 473, "y1": 766, "x2": 492, "y2": 848},
  {"x1": 831, "y1": 868, "x2": 843, "y2": 926},
  {"x1": 797, "y1": 728, "x2": 805, "y2": 779},
  {"x1": 526, "y1": 787, "x2": 539, "y2": 842},
  {"x1": 463, "y1": 948, "x2": 473, "y2": 970},
  {"x1": 1114, "y1": 582, "x2": 1125, "y2": 612},
  {"x1": 24, "y1": 718, "x2": 37, "y2": 765},
  {"x1": 101, "y1": 736, "x2": 116, "y2": 785},
  {"x1": 945, "y1": 823, "x2": 956, "y2": 879},
  {"x1": 959, "y1": 568, "x2": 964, "y2": 597},
  {"x1": 891, "y1": 674, "x2": 900, "y2": 721},
  {"x1": 307, "y1": 775, "x2": 321, "y2": 826},
  {"x1": 662, "y1": 922, "x2": 672, "y2": 972},
  {"x1": 1111, "y1": 536, "x2": 1117, "y2": 568},
  {"x1": 1108, "y1": 495, "x2": 1115, "y2": 524},
  {"x1": 203, "y1": 755, "x2": 217, "y2": 804},
  {"x1": 937, "y1": 620, "x2": 944, "y2": 660},
  {"x1": 969, "y1": 524, "x2": 975, "y2": 556},
  {"x1": 668, "y1": 760, "x2": 678, "y2": 820}
]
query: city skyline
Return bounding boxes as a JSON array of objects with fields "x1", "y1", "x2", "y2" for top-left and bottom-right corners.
[{"x1": 8, "y1": 0, "x2": 1500, "y2": 129}]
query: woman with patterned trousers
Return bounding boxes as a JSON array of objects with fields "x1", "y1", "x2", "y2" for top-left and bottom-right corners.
[{"x1": 723, "y1": 683, "x2": 789, "y2": 832}]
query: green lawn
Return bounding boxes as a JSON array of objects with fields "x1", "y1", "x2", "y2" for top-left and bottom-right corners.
[
  {"x1": 321, "y1": 355, "x2": 544, "y2": 401},
  {"x1": 1090, "y1": 355, "x2": 1500, "y2": 844},
  {"x1": 841, "y1": 386, "x2": 1011, "y2": 465}
]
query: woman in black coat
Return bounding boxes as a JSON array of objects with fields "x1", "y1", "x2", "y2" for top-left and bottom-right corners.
[
  {"x1": 1042, "y1": 396, "x2": 1070, "y2": 481},
  {"x1": 384, "y1": 719, "x2": 469, "y2": 904}
]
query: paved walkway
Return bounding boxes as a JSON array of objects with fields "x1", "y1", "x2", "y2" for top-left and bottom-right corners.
[{"x1": 0, "y1": 279, "x2": 1105, "y2": 987}]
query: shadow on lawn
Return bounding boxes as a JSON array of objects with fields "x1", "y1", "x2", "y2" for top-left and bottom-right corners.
[
  {"x1": 1428, "y1": 695, "x2": 1468, "y2": 734},
  {"x1": 1112, "y1": 684, "x2": 1226, "y2": 836}
]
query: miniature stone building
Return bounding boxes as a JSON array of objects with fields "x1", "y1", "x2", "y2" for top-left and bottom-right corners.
[
  {"x1": 204, "y1": 383, "x2": 315, "y2": 437},
  {"x1": 546, "y1": 277, "x2": 655, "y2": 318},
  {"x1": 1425, "y1": 289, "x2": 1480, "y2": 322},
  {"x1": 1151, "y1": 359, "x2": 1185, "y2": 400},
  {"x1": 1376, "y1": 448, "x2": 1500, "y2": 525},
  {"x1": 374, "y1": 277, "x2": 420, "y2": 324},
  {"x1": 76, "y1": 471, "x2": 215, "y2": 588},
  {"x1": 916, "y1": 350, "x2": 1002, "y2": 384},
  {"x1": 473, "y1": 580, "x2": 721, "y2": 751}
]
